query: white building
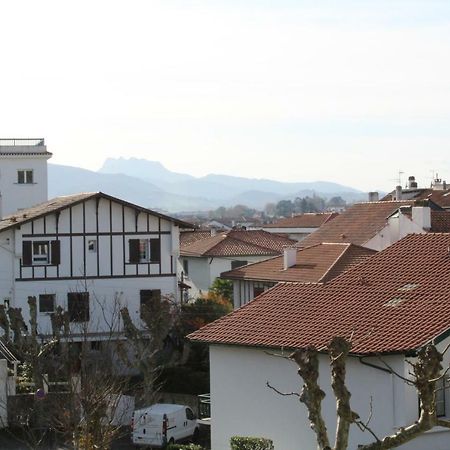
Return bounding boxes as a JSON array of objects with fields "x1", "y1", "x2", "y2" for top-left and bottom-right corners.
[
  {"x1": 190, "y1": 233, "x2": 450, "y2": 450},
  {"x1": 0, "y1": 139, "x2": 51, "y2": 218},
  {"x1": 0, "y1": 192, "x2": 190, "y2": 338}
]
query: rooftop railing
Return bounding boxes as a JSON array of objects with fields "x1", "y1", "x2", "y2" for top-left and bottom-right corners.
[{"x1": 0, "y1": 138, "x2": 45, "y2": 147}]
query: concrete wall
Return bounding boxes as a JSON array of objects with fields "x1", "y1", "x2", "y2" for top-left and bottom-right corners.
[{"x1": 209, "y1": 344, "x2": 450, "y2": 450}]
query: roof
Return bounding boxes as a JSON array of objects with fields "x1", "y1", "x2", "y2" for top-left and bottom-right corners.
[
  {"x1": 180, "y1": 230, "x2": 296, "y2": 257},
  {"x1": 298, "y1": 201, "x2": 417, "y2": 247},
  {"x1": 221, "y1": 243, "x2": 376, "y2": 284},
  {"x1": 431, "y1": 211, "x2": 450, "y2": 232},
  {"x1": 382, "y1": 188, "x2": 450, "y2": 209},
  {"x1": 180, "y1": 230, "x2": 214, "y2": 247},
  {"x1": 0, "y1": 192, "x2": 192, "y2": 232},
  {"x1": 189, "y1": 233, "x2": 450, "y2": 355},
  {"x1": 263, "y1": 212, "x2": 338, "y2": 229}
]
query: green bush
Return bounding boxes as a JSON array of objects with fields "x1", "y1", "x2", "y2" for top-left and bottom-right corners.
[
  {"x1": 167, "y1": 445, "x2": 203, "y2": 450},
  {"x1": 230, "y1": 436, "x2": 274, "y2": 450}
]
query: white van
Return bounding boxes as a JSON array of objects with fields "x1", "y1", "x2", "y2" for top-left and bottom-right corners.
[{"x1": 132, "y1": 403, "x2": 199, "y2": 447}]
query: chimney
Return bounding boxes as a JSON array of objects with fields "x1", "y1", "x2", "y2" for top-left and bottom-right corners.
[
  {"x1": 283, "y1": 247, "x2": 297, "y2": 270},
  {"x1": 408, "y1": 176, "x2": 418, "y2": 189},
  {"x1": 412, "y1": 206, "x2": 431, "y2": 230},
  {"x1": 395, "y1": 185, "x2": 402, "y2": 201},
  {"x1": 368, "y1": 191, "x2": 379, "y2": 202}
]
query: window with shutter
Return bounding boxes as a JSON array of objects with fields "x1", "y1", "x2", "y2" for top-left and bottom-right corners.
[
  {"x1": 22, "y1": 241, "x2": 32, "y2": 266},
  {"x1": 129, "y1": 239, "x2": 140, "y2": 263},
  {"x1": 140, "y1": 289, "x2": 162, "y2": 319},
  {"x1": 150, "y1": 238, "x2": 161, "y2": 262},
  {"x1": 51, "y1": 240, "x2": 61, "y2": 265}
]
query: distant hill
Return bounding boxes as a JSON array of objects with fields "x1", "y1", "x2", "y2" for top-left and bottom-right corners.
[{"x1": 48, "y1": 159, "x2": 367, "y2": 212}]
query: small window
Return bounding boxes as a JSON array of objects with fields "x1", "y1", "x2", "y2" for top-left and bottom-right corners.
[
  {"x1": 231, "y1": 260, "x2": 247, "y2": 270},
  {"x1": 140, "y1": 289, "x2": 161, "y2": 319},
  {"x1": 88, "y1": 240, "x2": 97, "y2": 252},
  {"x1": 182, "y1": 259, "x2": 189, "y2": 275},
  {"x1": 129, "y1": 238, "x2": 160, "y2": 263},
  {"x1": 68, "y1": 292, "x2": 90, "y2": 323},
  {"x1": 39, "y1": 294, "x2": 55, "y2": 313},
  {"x1": 17, "y1": 170, "x2": 33, "y2": 184},
  {"x1": 33, "y1": 241, "x2": 49, "y2": 264}
]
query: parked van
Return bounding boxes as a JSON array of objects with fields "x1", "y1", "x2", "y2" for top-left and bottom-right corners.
[{"x1": 132, "y1": 403, "x2": 199, "y2": 447}]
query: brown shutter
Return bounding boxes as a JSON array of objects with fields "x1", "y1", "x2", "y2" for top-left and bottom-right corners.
[
  {"x1": 51, "y1": 240, "x2": 61, "y2": 265},
  {"x1": 22, "y1": 241, "x2": 32, "y2": 266},
  {"x1": 150, "y1": 238, "x2": 161, "y2": 262},
  {"x1": 129, "y1": 239, "x2": 140, "y2": 263}
]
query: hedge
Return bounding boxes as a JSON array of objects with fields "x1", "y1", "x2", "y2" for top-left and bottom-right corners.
[{"x1": 230, "y1": 436, "x2": 274, "y2": 450}]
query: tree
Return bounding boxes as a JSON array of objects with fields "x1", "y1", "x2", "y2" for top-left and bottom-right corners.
[
  {"x1": 210, "y1": 278, "x2": 233, "y2": 302},
  {"x1": 270, "y1": 336, "x2": 450, "y2": 450}
]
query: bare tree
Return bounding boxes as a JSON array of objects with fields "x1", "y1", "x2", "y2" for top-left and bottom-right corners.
[{"x1": 269, "y1": 337, "x2": 450, "y2": 450}]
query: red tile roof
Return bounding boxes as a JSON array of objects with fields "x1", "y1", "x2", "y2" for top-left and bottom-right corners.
[
  {"x1": 180, "y1": 230, "x2": 213, "y2": 247},
  {"x1": 189, "y1": 233, "x2": 450, "y2": 355},
  {"x1": 431, "y1": 211, "x2": 450, "y2": 232},
  {"x1": 221, "y1": 243, "x2": 376, "y2": 284},
  {"x1": 263, "y1": 212, "x2": 338, "y2": 229},
  {"x1": 180, "y1": 230, "x2": 296, "y2": 257},
  {"x1": 382, "y1": 188, "x2": 450, "y2": 208},
  {"x1": 298, "y1": 201, "x2": 416, "y2": 247}
]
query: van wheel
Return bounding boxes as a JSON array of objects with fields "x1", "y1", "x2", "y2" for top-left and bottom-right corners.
[{"x1": 193, "y1": 427, "x2": 200, "y2": 443}]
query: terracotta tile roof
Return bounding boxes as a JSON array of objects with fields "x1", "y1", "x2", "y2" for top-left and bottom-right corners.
[
  {"x1": 298, "y1": 201, "x2": 416, "y2": 247},
  {"x1": 189, "y1": 233, "x2": 450, "y2": 355},
  {"x1": 263, "y1": 212, "x2": 338, "y2": 229},
  {"x1": 221, "y1": 243, "x2": 376, "y2": 284},
  {"x1": 431, "y1": 211, "x2": 450, "y2": 232},
  {"x1": 180, "y1": 230, "x2": 213, "y2": 247},
  {"x1": 0, "y1": 192, "x2": 192, "y2": 232},
  {"x1": 180, "y1": 230, "x2": 296, "y2": 257}
]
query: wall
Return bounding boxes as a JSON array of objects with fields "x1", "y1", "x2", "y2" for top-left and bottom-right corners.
[
  {"x1": 232, "y1": 280, "x2": 276, "y2": 309},
  {"x1": 208, "y1": 345, "x2": 448, "y2": 450},
  {"x1": 0, "y1": 155, "x2": 49, "y2": 218}
]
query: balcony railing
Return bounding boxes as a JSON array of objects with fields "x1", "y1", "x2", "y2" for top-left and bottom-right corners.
[{"x1": 0, "y1": 138, "x2": 45, "y2": 147}]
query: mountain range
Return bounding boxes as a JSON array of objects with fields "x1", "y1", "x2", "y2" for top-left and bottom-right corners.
[{"x1": 48, "y1": 157, "x2": 367, "y2": 213}]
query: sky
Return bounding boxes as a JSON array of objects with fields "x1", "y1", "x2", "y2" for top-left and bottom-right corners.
[{"x1": 1, "y1": 0, "x2": 450, "y2": 192}]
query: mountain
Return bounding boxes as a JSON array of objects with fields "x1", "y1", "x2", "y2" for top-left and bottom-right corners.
[{"x1": 49, "y1": 159, "x2": 366, "y2": 212}]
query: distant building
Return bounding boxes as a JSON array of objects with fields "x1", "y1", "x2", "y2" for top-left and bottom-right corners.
[{"x1": 0, "y1": 139, "x2": 52, "y2": 218}]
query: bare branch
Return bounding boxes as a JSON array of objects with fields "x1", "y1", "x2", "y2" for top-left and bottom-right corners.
[{"x1": 266, "y1": 381, "x2": 300, "y2": 397}]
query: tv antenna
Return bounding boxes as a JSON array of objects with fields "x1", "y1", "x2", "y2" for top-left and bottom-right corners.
[{"x1": 389, "y1": 170, "x2": 404, "y2": 187}]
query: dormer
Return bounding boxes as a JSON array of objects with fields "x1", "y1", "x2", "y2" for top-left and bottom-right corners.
[{"x1": 0, "y1": 138, "x2": 52, "y2": 218}]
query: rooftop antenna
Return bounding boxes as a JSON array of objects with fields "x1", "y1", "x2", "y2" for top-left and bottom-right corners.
[{"x1": 389, "y1": 170, "x2": 404, "y2": 187}]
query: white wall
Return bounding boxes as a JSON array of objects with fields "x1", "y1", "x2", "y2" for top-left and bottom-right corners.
[
  {"x1": 232, "y1": 280, "x2": 275, "y2": 308},
  {"x1": 0, "y1": 152, "x2": 50, "y2": 218},
  {"x1": 209, "y1": 345, "x2": 450, "y2": 450}
]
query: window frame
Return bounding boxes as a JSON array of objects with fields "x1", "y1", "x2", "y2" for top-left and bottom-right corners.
[
  {"x1": 129, "y1": 238, "x2": 161, "y2": 264},
  {"x1": 32, "y1": 241, "x2": 49, "y2": 264},
  {"x1": 38, "y1": 294, "x2": 56, "y2": 314},
  {"x1": 17, "y1": 169, "x2": 34, "y2": 184}
]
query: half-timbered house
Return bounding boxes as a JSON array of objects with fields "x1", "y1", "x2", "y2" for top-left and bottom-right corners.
[{"x1": 0, "y1": 192, "x2": 190, "y2": 339}]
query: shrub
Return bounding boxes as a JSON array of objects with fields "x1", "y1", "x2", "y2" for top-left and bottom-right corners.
[
  {"x1": 167, "y1": 445, "x2": 204, "y2": 450},
  {"x1": 230, "y1": 436, "x2": 274, "y2": 450}
]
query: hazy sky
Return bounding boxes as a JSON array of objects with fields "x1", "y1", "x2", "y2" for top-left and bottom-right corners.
[{"x1": 1, "y1": 0, "x2": 450, "y2": 191}]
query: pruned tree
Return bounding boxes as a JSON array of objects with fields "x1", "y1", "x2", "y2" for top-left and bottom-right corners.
[{"x1": 269, "y1": 336, "x2": 450, "y2": 450}]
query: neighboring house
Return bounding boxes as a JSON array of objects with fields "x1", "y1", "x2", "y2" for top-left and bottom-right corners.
[
  {"x1": 299, "y1": 200, "x2": 450, "y2": 251},
  {"x1": 221, "y1": 243, "x2": 376, "y2": 308},
  {"x1": 189, "y1": 233, "x2": 450, "y2": 450},
  {"x1": 251, "y1": 212, "x2": 338, "y2": 241},
  {"x1": 0, "y1": 191, "x2": 190, "y2": 340},
  {"x1": 381, "y1": 175, "x2": 450, "y2": 209},
  {"x1": 0, "y1": 138, "x2": 52, "y2": 218},
  {"x1": 180, "y1": 230, "x2": 296, "y2": 298}
]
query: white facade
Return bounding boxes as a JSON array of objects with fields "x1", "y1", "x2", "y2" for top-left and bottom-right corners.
[
  {"x1": 0, "y1": 139, "x2": 50, "y2": 218},
  {"x1": 209, "y1": 343, "x2": 450, "y2": 450},
  {"x1": 0, "y1": 194, "x2": 181, "y2": 337},
  {"x1": 231, "y1": 279, "x2": 276, "y2": 308},
  {"x1": 365, "y1": 206, "x2": 429, "y2": 251},
  {"x1": 181, "y1": 255, "x2": 267, "y2": 299}
]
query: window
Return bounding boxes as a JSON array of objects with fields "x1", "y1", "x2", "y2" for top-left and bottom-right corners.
[
  {"x1": 68, "y1": 292, "x2": 90, "y2": 322},
  {"x1": 129, "y1": 238, "x2": 161, "y2": 263},
  {"x1": 182, "y1": 259, "x2": 189, "y2": 275},
  {"x1": 33, "y1": 241, "x2": 49, "y2": 263},
  {"x1": 185, "y1": 408, "x2": 195, "y2": 420},
  {"x1": 253, "y1": 282, "x2": 276, "y2": 298},
  {"x1": 17, "y1": 170, "x2": 33, "y2": 184},
  {"x1": 231, "y1": 260, "x2": 247, "y2": 270},
  {"x1": 140, "y1": 289, "x2": 161, "y2": 319},
  {"x1": 22, "y1": 240, "x2": 60, "y2": 266},
  {"x1": 88, "y1": 239, "x2": 97, "y2": 252},
  {"x1": 39, "y1": 294, "x2": 55, "y2": 313}
]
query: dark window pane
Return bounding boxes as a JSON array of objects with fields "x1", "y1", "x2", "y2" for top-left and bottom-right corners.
[
  {"x1": 68, "y1": 292, "x2": 90, "y2": 322},
  {"x1": 39, "y1": 294, "x2": 55, "y2": 313},
  {"x1": 231, "y1": 260, "x2": 247, "y2": 270}
]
